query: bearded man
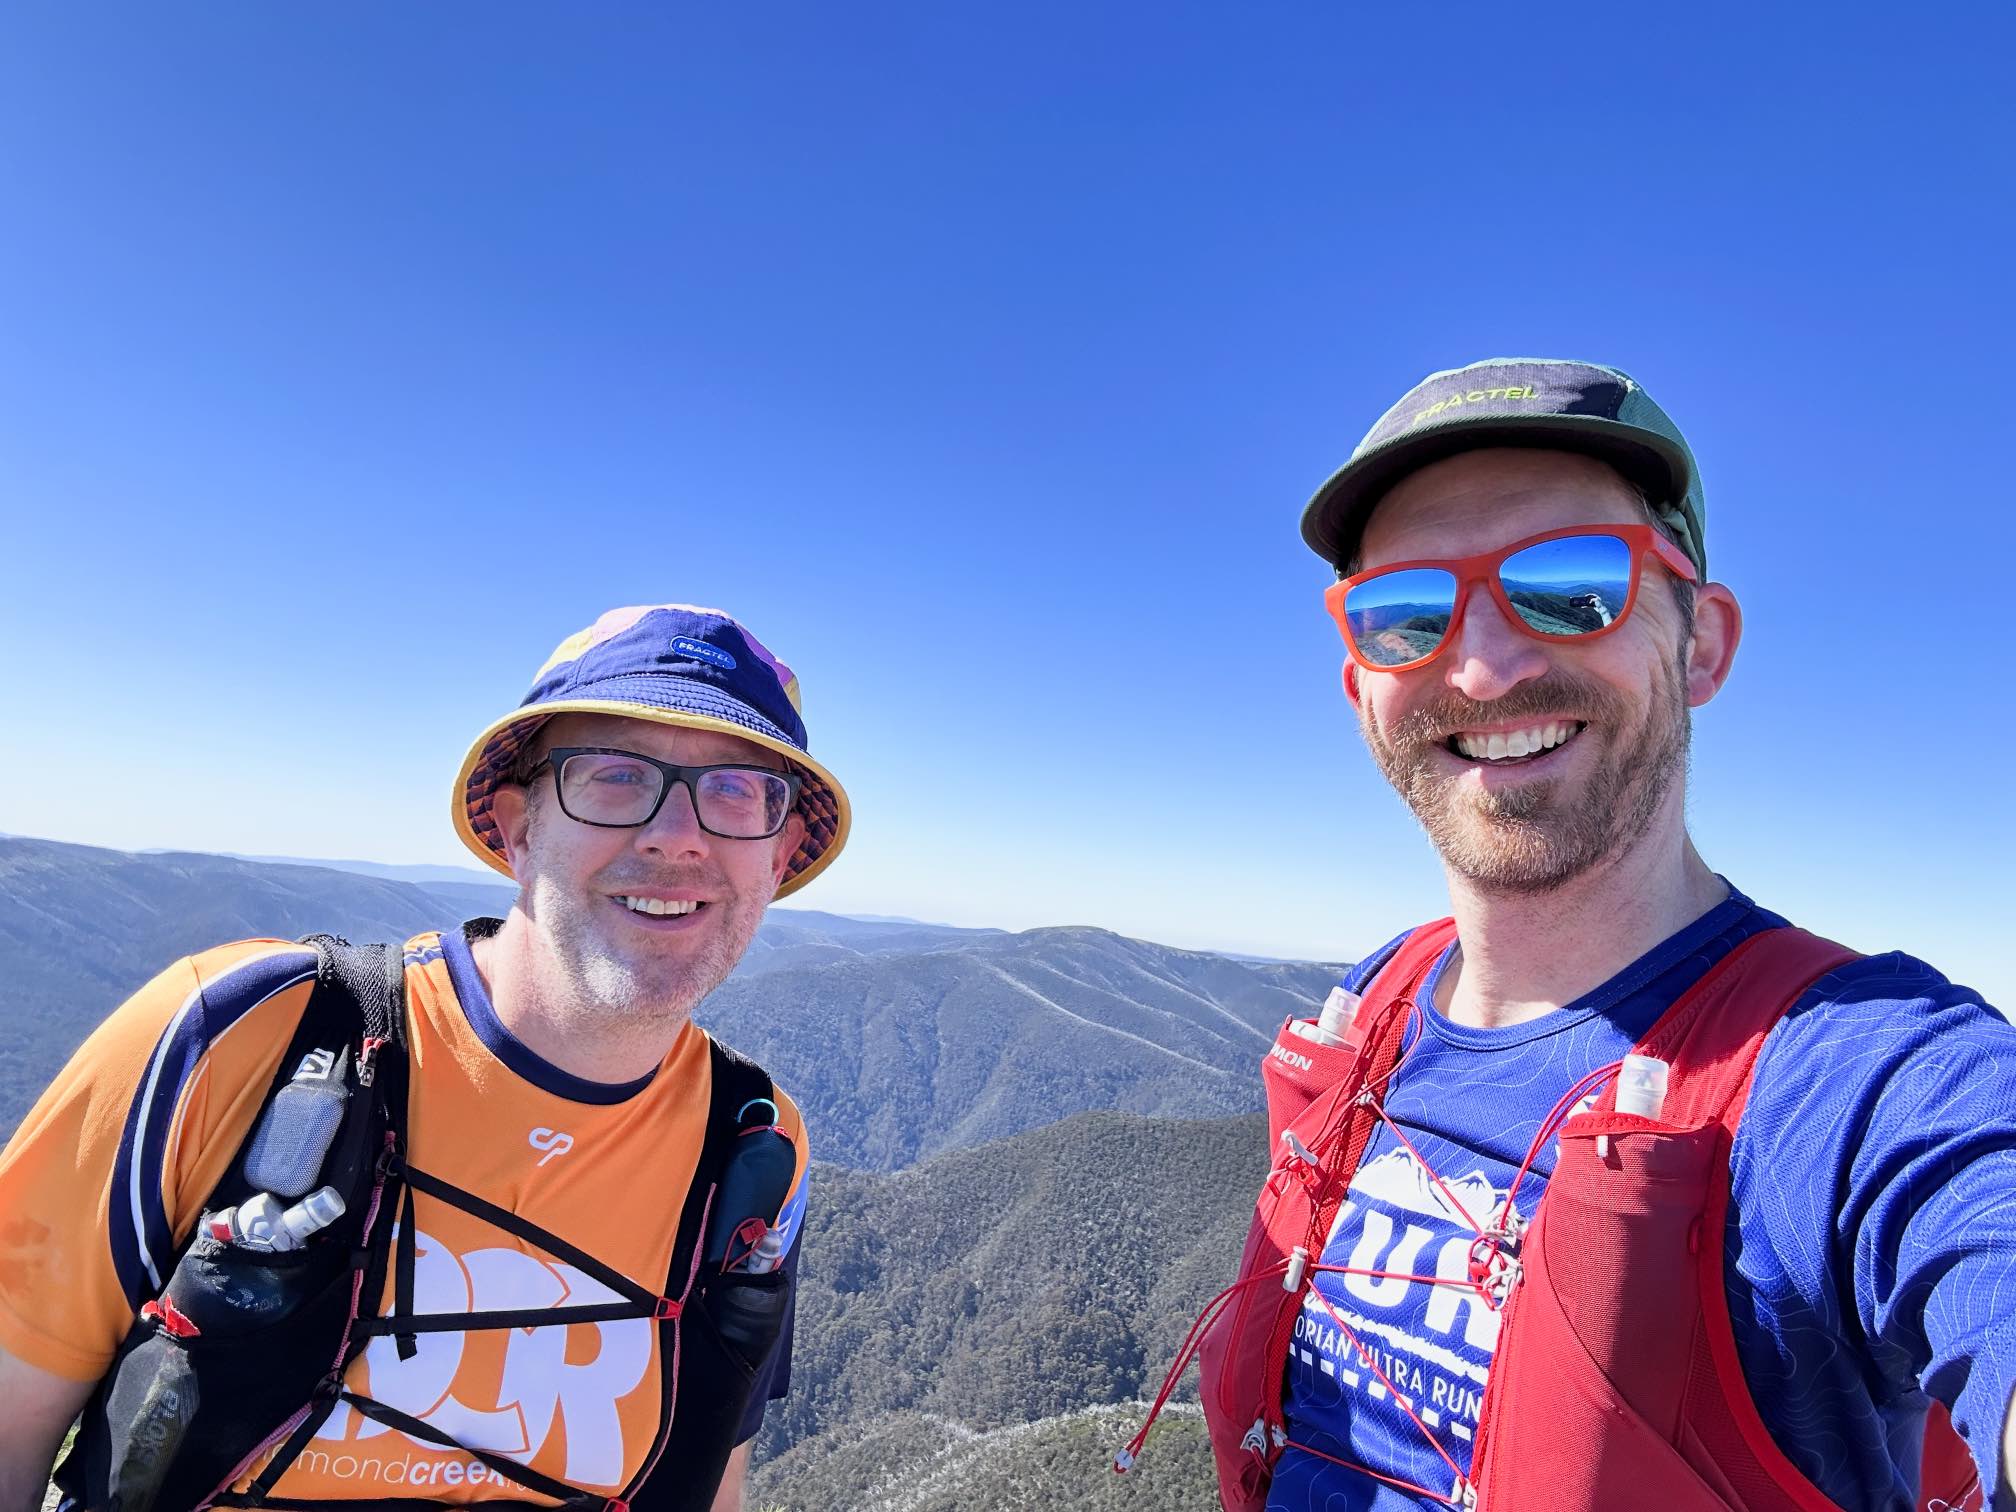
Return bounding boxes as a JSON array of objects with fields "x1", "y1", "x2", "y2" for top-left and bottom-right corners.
[
  {"x1": 1189, "y1": 362, "x2": 2015, "y2": 1512},
  {"x1": 0, "y1": 604, "x2": 847, "y2": 1512}
]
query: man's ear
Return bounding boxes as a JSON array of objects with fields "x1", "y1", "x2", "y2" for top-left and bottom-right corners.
[
  {"x1": 1685, "y1": 583, "x2": 1743, "y2": 707},
  {"x1": 772, "y1": 812, "x2": 808, "y2": 888},
  {"x1": 492, "y1": 785, "x2": 533, "y2": 874},
  {"x1": 1342, "y1": 660, "x2": 1362, "y2": 708}
]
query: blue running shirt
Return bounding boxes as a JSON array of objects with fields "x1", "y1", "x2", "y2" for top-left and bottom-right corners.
[{"x1": 1265, "y1": 888, "x2": 2016, "y2": 1512}]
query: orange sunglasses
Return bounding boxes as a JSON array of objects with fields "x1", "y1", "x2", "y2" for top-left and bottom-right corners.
[{"x1": 1324, "y1": 524, "x2": 1698, "y2": 674}]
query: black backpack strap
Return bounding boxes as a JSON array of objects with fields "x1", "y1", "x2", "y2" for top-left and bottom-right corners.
[
  {"x1": 626, "y1": 1037, "x2": 787, "y2": 1512},
  {"x1": 299, "y1": 936, "x2": 409, "y2": 1076},
  {"x1": 299, "y1": 937, "x2": 420, "y2": 1362},
  {"x1": 289, "y1": 937, "x2": 411, "y2": 1212},
  {"x1": 235, "y1": 938, "x2": 414, "y2": 1504},
  {"x1": 57, "y1": 936, "x2": 419, "y2": 1512},
  {"x1": 675, "y1": 1041, "x2": 775, "y2": 1289}
]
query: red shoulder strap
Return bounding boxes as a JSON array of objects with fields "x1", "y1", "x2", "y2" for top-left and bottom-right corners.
[
  {"x1": 1262, "y1": 919, "x2": 1457, "y2": 1144},
  {"x1": 1347, "y1": 918, "x2": 1457, "y2": 1050},
  {"x1": 1618, "y1": 925, "x2": 1858, "y2": 1129}
]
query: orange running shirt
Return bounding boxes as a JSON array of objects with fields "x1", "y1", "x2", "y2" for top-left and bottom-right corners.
[{"x1": 0, "y1": 923, "x2": 808, "y2": 1503}]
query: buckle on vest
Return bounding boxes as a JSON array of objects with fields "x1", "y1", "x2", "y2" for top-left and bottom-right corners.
[
  {"x1": 358, "y1": 1035, "x2": 388, "y2": 1088},
  {"x1": 1267, "y1": 1132, "x2": 1327, "y2": 1199},
  {"x1": 1239, "y1": 1418, "x2": 1269, "y2": 1455},
  {"x1": 1467, "y1": 1201, "x2": 1527, "y2": 1307},
  {"x1": 1280, "y1": 1131, "x2": 1318, "y2": 1169}
]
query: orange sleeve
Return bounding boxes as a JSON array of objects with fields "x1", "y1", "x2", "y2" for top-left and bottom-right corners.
[{"x1": 0, "y1": 941, "x2": 318, "y2": 1379}]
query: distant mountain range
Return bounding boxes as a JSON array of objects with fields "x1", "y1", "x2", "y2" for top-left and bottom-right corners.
[
  {"x1": 705, "y1": 921, "x2": 1337, "y2": 1168},
  {"x1": 0, "y1": 836, "x2": 1345, "y2": 1161}
]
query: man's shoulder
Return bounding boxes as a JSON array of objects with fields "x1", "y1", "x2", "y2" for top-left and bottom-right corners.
[
  {"x1": 1750, "y1": 945, "x2": 2009, "y2": 1107},
  {"x1": 67, "y1": 938, "x2": 324, "y2": 1064},
  {"x1": 1784, "y1": 946, "x2": 2001, "y2": 1033},
  {"x1": 180, "y1": 936, "x2": 324, "y2": 998}
]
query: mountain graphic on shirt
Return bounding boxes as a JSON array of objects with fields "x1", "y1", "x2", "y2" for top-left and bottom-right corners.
[{"x1": 1347, "y1": 1147, "x2": 1502, "y2": 1228}]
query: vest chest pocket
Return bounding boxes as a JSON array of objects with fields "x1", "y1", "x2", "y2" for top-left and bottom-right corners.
[{"x1": 1472, "y1": 1120, "x2": 1740, "y2": 1511}]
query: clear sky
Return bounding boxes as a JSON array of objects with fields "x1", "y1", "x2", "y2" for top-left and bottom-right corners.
[{"x1": 2, "y1": 3, "x2": 2010, "y2": 1003}]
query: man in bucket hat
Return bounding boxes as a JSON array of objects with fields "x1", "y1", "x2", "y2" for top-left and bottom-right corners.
[
  {"x1": 1177, "y1": 361, "x2": 2016, "y2": 1511},
  {"x1": 0, "y1": 604, "x2": 847, "y2": 1512}
]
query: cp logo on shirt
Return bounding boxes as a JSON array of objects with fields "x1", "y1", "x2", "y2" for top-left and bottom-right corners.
[
  {"x1": 316, "y1": 1227, "x2": 651, "y2": 1487},
  {"x1": 529, "y1": 1127, "x2": 575, "y2": 1166}
]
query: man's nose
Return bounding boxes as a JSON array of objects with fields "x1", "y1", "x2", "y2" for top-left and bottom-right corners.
[
  {"x1": 633, "y1": 781, "x2": 713, "y2": 859},
  {"x1": 1442, "y1": 589, "x2": 1550, "y2": 704}
]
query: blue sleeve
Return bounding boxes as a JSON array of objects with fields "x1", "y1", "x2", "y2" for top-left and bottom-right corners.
[
  {"x1": 1730, "y1": 952, "x2": 2016, "y2": 1503},
  {"x1": 734, "y1": 1226, "x2": 802, "y2": 1444}
]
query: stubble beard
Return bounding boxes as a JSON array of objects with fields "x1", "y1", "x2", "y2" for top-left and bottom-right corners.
[
  {"x1": 1359, "y1": 660, "x2": 1692, "y2": 895},
  {"x1": 519, "y1": 820, "x2": 771, "y2": 1038}
]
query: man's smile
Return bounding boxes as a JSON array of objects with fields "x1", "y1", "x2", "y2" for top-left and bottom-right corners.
[
  {"x1": 608, "y1": 892, "x2": 714, "y2": 929},
  {"x1": 1442, "y1": 719, "x2": 1588, "y2": 767}
]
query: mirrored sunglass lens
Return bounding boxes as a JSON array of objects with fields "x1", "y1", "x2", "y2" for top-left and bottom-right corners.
[
  {"x1": 1343, "y1": 567, "x2": 1459, "y2": 667},
  {"x1": 558, "y1": 753, "x2": 665, "y2": 823},
  {"x1": 695, "y1": 768, "x2": 794, "y2": 837},
  {"x1": 1500, "y1": 534, "x2": 1633, "y2": 637}
]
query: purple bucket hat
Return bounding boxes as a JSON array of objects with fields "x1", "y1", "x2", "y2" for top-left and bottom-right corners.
[{"x1": 451, "y1": 604, "x2": 850, "y2": 898}]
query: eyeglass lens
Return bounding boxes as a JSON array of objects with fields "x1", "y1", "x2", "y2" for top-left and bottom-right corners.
[
  {"x1": 556, "y1": 752, "x2": 795, "y2": 837},
  {"x1": 1343, "y1": 566, "x2": 1459, "y2": 668},
  {"x1": 1499, "y1": 533, "x2": 1633, "y2": 637},
  {"x1": 1342, "y1": 532, "x2": 1634, "y2": 668}
]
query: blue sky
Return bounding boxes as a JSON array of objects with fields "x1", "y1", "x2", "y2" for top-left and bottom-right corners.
[{"x1": 2, "y1": 3, "x2": 2010, "y2": 1002}]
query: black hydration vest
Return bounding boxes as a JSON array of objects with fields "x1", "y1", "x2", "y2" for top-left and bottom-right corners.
[{"x1": 55, "y1": 935, "x2": 794, "y2": 1512}]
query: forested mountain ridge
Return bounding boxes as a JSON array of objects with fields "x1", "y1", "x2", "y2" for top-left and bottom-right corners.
[
  {"x1": 700, "y1": 924, "x2": 1339, "y2": 1167},
  {"x1": 752, "y1": 1405, "x2": 1216, "y2": 1512},
  {"x1": 751, "y1": 1109, "x2": 1267, "y2": 1509}
]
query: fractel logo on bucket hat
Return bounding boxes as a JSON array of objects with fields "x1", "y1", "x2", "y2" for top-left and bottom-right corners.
[{"x1": 450, "y1": 604, "x2": 852, "y2": 899}]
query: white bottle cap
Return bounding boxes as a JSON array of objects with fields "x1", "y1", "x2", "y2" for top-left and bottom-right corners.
[
  {"x1": 1316, "y1": 987, "x2": 1361, "y2": 1043},
  {"x1": 1615, "y1": 1054, "x2": 1670, "y2": 1120}
]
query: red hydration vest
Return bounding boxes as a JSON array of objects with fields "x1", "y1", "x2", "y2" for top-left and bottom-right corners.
[{"x1": 1155, "y1": 921, "x2": 1981, "y2": 1512}]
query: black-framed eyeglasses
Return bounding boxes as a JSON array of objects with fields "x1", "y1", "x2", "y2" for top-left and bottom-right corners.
[{"x1": 530, "y1": 747, "x2": 803, "y2": 840}]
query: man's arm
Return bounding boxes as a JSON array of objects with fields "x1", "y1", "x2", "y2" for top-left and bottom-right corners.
[
  {"x1": 1735, "y1": 961, "x2": 2016, "y2": 1500},
  {"x1": 709, "y1": 1442, "x2": 752, "y2": 1512},
  {"x1": 0, "y1": 1341, "x2": 94, "y2": 1512}
]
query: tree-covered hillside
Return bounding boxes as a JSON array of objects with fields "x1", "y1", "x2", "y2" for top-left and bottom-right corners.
[{"x1": 752, "y1": 1109, "x2": 1267, "y2": 1508}]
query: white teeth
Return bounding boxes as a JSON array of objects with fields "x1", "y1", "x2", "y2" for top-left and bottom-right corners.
[
  {"x1": 1453, "y1": 722, "x2": 1582, "y2": 762},
  {"x1": 617, "y1": 896, "x2": 699, "y2": 917}
]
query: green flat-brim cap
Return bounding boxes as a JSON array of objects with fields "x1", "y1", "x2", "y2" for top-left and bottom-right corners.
[{"x1": 1301, "y1": 358, "x2": 1708, "y2": 578}]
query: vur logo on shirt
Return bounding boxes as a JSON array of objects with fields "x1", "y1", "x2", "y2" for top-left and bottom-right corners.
[
  {"x1": 1293, "y1": 1148, "x2": 1510, "y2": 1446},
  {"x1": 315, "y1": 1227, "x2": 650, "y2": 1487},
  {"x1": 528, "y1": 1127, "x2": 574, "y2": 1166}
]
